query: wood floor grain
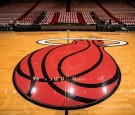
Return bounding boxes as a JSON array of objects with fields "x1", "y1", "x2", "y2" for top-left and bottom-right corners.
[{"x1": 0, "y1": 31, "x2": 135, "y2": 115}]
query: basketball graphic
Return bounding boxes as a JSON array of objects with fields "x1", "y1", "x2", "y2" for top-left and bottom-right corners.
[{"x1": 13, "y1": 38, "x2": 127, "y2": 110}]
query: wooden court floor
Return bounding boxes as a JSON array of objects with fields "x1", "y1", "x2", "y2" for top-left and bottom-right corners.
[{"x1": 0, "y1": 31, "x2": 135, "y2": 115}]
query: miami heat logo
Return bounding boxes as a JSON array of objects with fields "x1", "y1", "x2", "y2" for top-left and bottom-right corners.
[{"x1": 13, "y1": 38, "x2": 127, "y2": 110}]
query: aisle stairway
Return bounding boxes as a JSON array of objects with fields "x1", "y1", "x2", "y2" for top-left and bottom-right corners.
[
  {"x1": 17, "y1": 1, "x2": 40, "y2": 21},
  {"x1": 77, "y1": 12, "x2": 85, "y2": 24},
  {"x1": 50, "y1": 12, "x2": 60, "y2": 25},
  {"x1": 96, "y1": 0, "x2": 123, "y2": 24}
]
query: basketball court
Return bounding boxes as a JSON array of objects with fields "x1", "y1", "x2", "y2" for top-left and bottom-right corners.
[{"x1": 0, "y1": 31, "x2": 135, "y2": 115}]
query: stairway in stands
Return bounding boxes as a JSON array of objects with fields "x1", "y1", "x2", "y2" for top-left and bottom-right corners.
[
  {"x1": 17, "y1": 1, "x2": 40, "y2": 21},
  {"x1": 77, "y1": 13, "x2": 85, "y2": 24},
  {"x1": 50, "y1": 12, "x2": 60, "y2": 25},
  {"x1": 96, "y1": 0, "x2": 123, "y2": 24}
]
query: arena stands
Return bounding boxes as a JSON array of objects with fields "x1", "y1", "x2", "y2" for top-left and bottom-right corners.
[
  {"x1": 58, "y1": 12, "x2": 78, "y2": 24},
  {"x1": 0, "y1": 2, "x2": 35, "y2": 23},
  {"x1": 0, "y1": 0, "x2": 135, "y2": 31},
  {"x1": 99, "y1": 1, "x2": 135, "y2": 25}
]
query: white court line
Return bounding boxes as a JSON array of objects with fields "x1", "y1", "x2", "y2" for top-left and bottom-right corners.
[{"x1": 37, "y1": 38, "x2": 128, "y2": 47}]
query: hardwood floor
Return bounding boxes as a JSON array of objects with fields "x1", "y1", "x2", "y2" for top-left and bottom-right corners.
[{"x1": 0, "y1": 31, "x2": 135, "y2": 115}]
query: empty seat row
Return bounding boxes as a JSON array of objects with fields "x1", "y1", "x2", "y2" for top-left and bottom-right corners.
[{"x1": 100, "y1": 1, "x2": 135, "y2": 25}]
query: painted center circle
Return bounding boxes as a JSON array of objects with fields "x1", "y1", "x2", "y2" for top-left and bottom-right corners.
[{"x1": 13, "y1": 39, "x2": 121, "y2": 110}]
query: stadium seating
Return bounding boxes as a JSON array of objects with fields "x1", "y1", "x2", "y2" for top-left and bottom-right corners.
[
  {"x1": 0, "y1": 0, "x2": 135, "y2": 31},
  {"x1": 100, "y1": 1, "x2": 135, "y2": 25},
  {"x1": 70, "y1": 0, "x2": 117, "y2": 24},
  {"x1": 58, "y1": 12, "x2": 78, "y2": 24},
  {"x1": 41, "y1": 12, "x2": 55, "y2": 25},
  {"x1": 0, "y1": 2, "x2": 35, "y2": 24},
  {"x1": 82, "y1": 12, "x2": 96, "y2": 25}
]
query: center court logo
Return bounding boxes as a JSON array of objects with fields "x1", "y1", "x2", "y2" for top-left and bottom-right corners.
[{"x1": 13, "y1": 38, "x2": 127, "y2": 110}]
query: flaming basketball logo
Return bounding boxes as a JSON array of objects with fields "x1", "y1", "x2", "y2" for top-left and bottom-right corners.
[{"x1": 13, "y1": 38, "x2": 127, "y2": 110}]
